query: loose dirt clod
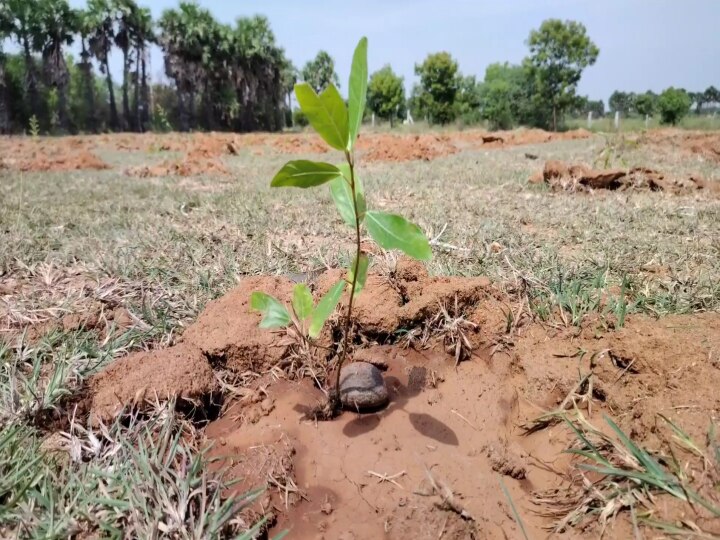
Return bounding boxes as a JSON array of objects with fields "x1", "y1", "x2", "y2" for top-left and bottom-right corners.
[{"x1": 485, "y1": 441, "x2": 529, "y2": 480}]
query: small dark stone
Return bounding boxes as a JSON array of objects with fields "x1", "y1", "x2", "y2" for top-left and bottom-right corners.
[{"x1": 339, "y1": 362, "x2": 389, "y2": 411}]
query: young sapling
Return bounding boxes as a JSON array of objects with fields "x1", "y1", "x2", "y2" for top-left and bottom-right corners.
[{"x1": 251, "y1": 37, "x2": 432, "y2": 414}]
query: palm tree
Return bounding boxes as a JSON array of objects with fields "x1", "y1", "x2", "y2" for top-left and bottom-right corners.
[
  {"x1": 233, "y1": 15, "x2": 286, "y2": 132},
  {"x1": 76, "y1": 8, "x2": 98, "y2": 132},
  {"x1": 130, "y1": 6, "x2": 153, "y2": 131},
  {"x1": 34, "y1": 0, "x2": 77, "y2": 133},
  {"x1": 6, "y1": 0, "x2": 42, "y2": 119},
  {"x1": 0, "y1": 3, "x2": 12, "y2": 133},
  {"x1": 158, "y1": 2, "x2": 215, "y2": 131},
  {"x1": 204, "y1": 22, "x2": 235, "y2": 130},
  {"x1": 280, "y1": 59, "x2": 297, "y2": 127},
  {"x1": 87, "y1": 0, "x2": 119, "y2": 130},
  {"x1": 114, "y1": 0, "x2": 137, "y2": 130}
]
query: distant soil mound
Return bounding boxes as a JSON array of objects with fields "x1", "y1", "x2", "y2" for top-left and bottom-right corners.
[
  {"x1": 0, "y1": 140, "x2": 110, "y2": 172},
  {"x1": 644, "y1": 129, "x2": 720, "y2": 163},
  {"x1": 530, "y1": 159, "x2": 719, "y2": 196}
]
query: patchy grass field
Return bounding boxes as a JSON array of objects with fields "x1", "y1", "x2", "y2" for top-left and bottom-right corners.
[{"x1": 1, "y1": 129, "x2": 719, "y2": 538}]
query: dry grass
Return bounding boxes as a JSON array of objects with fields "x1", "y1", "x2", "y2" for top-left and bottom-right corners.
[
  {"x1": 532, "y1": 411, "x2": 720, "y2": 538},
  {"x1": 0, "y1": 399, "x2": 266, "y2": 539},
  {"x1": 1, "y1": 130, "x2": 719, "y2": 535}
]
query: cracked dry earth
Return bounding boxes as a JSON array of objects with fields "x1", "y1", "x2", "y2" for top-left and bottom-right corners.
[{"x1": 88, "y1": 260, "x2": 720, "y2": 539}]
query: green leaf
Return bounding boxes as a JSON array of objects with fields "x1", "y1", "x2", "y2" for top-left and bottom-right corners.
[
  {"x1": 292, "y1": 284, "x2": 314, "y2": 321},
  {"x1": 295, "y1": 82, "x2": 349, "y2": 151},
  {"x1": 250, "y1": 292, "x2": 291, "y2": 329},
  {"x1": 347, "y1": 253, "x2": 369, "y2": 294},
  {"x1": 365, "y1": 211, "x2": 432, "y2": 261},
  {"x1": 329, "y1": 163, "x2": 366, "y2": 227},
  {"x1": 347, "y1": 37, "x2": 368, "y2": 150},
  {"x1": 308, "y1": 280, "x2": 345, "y2": 339},
  {"x1": 270, "y1": 160, "x2": 342, "y2": 188}
]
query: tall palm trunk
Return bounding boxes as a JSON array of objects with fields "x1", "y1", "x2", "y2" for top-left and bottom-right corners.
[
  {"x1": 103, "y1": 55, "x2": 119, "y2": 130},
  {"x1": 188, "y1": 86, "x2": 196, "y2": 130},
  {"x1": 133, "y1": 45, "x2": 141, "y2": 131},
  {"x1": 286, "y1": 90, "x2": 293, "y2": 127},
  {"x1": 57, "y1": 79, "x2": 69, "y2": 132},
  {"x1": 22, "y1": 37, "x2": 40, "y2": 118},
  {"x1": 177, "y1": 85, "x2": 188, "y2": 132},
  {"x1": 140, "y1": 54, "x2": 149, "y2": 128},
  {"x1": 81, "y1": 40, "x2": 97, "y2": 133},
  {"x1": 45, "y1": 50, "x2": 70, "y2": 133},
  {"x1": 0, "y1": 59, "x2": 8, "y2": 134},
  {"x1": 121, "y1": 46, "x2": 130, "y2": 130},
  {"x1": 201, "y1": 79, "x2": 213, "y2": 131}
]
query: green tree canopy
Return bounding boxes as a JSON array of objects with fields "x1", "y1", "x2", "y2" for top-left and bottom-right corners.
[
  {"x1": 367, "y1": 65, "x2": 405, "y2": 126},
  {"x1": 301, "y1": 50, "x2": 339, "y2": 93},
  {"x1": 414, "y1": 51, "x2": 459, "y2": 125},
  {"x1": 478, "y1": 62, "x2": 531, "y2": 129},
  {"x1": 526, "y1": 19, "x2": 599, "y2": 130},
  {"x1": 455, "y1": 74, "x2": 482, "y2": 123},
  {"x1": 657, "y1": 87, "x2": 691, "y2": 125},
  {"x1": 704, "y1": 85, "x2": 720, "y2": 106},
  {"x1": 633, "y1": 91, "x2": 657, "y2": 117},
  {"x1": 608, "y1": 90, "x2": 635, "y2": 115}
]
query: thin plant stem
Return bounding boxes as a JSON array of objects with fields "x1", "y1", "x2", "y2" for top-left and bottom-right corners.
[{"x1": 334, "y1": 150, "x2": 362, "y2": 409}]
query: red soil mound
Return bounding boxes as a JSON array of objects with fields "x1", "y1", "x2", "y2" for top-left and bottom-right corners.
[
  {"x1": 645, "y1": 129, "x2": 720, "y2": 163},
  {"x1": 359, "y1": 133, "x2": 459, "y2": 162},
  {"x1": 90, "y1": 343, "x2": 215, "y2": 421},
  {"x1": 181, "y1": 276, "x2": 295, "y2": 373},
  {"x1": 125, "y1": 157, "x2": 229, "y2": 177},
  {"x1": 460, "y1": 127, "x2": 592, "y2": 149},
  {"x1": 270, "y1": 134, "x2": 328, "y2": 154},
  {"x1": 1, "y1": 146, "x2": 110, "y2": 172},
  {"x1": 355, "y1": 128, "x2": 591, "y2": 163}
]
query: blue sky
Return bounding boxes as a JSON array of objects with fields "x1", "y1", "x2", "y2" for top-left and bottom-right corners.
[{"x1": 57, "y1": 0, "x2": 720, "y2": 103}]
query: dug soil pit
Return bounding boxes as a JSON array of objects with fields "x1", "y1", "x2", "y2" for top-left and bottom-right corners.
[
  {"x1": 531, "y1": 159, "x2": 720, "y2": 196},
  {"x1": 87, "y1": 260, "x2": 720, "y2": 538}
]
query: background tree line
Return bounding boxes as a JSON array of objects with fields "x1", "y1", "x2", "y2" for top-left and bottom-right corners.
[
  {"x1": 1, "y1": 3, "x2": 717, "y2": 135},
  {"x1": 0, "y1": 0, "x2": 296, "y2": 134},
  {"x1": 607, "y1": 87, "x2": 720, "y2": 125}
]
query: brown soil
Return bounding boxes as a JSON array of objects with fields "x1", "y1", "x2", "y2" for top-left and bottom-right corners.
[
  {"x1": 356, "y1": 128, "x2": 592, "y2": 163},
  {"x1": 87, "y1": 260, "x2": 720, "y2": 538},
  {"x1": 534, "y1": 159, "x2": 720, "y2": 196},
  {"x1": 644, "y1": 129, "x2": 720, "y2": 163},
  {"x1": 90, "y1": 342, "x2": 215, "y2": 421},
  {"x1": 125, "y1": 157, "x2": 230, "y2": 178},
  {"x1": 458, "y1": 127, "x2": 592, "y2": 149},
  {"x1": 0, "y1": 138, "x2": 110, "y2": 172},
  {"x1": 271, "y1": 134, "x2": 329, "y2": 154},
  {"x1": 358, "y1": 133, "x2": 459, "y2": 162},
  {"x1": 1, "y1": 128, "x2": 594, "y2": 174}
]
